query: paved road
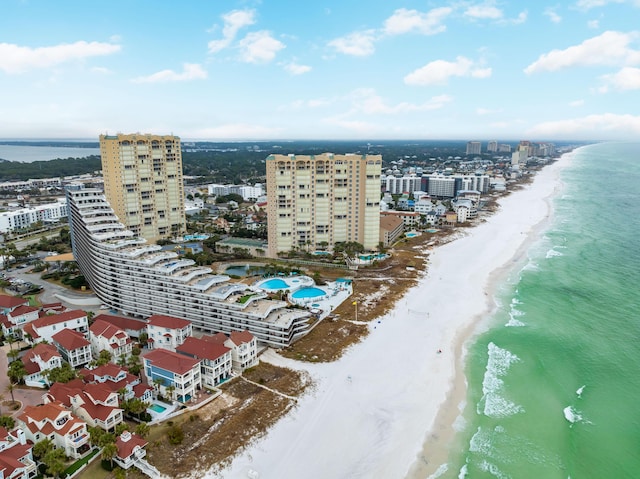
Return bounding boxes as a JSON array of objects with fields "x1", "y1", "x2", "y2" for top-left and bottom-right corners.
[{"x1": 4, "y1": 269, "x2": 101, "y2": 311}]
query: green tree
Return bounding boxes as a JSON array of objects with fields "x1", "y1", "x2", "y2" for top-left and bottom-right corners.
[
  {"x1": 32, "y1": 438, "x2": 54, "y2": 460},
  {"x1": 167, "y1": 424, "x2": 184, "y2": 445},
  {"x1": 96, "y1": 350, "x2": 112, "y2": 366},
  {"x1": 45, "y1": 362, "x2": 77, "y2": 384},
  {"x1": 6, "y1": 348, "x2": 20, "y2": 363},
  {"x1": 44, "y1": 448, "x2": 67, "y2": 478},
  {"x1": 0, "y1": 416, "x2": 15, "y2": 429},
  {"x1": 101, "y1": 442, "x2": 118, "y2": 469},
  {"x1": 8, "y1": 361, "x2": 26, "y2": 385},
  {"x1": 114, "y1": 422, "x2": 129, "y2": 436},
  {"x1": 135, "y1": 422, "x2": 150, "y2": 438}
]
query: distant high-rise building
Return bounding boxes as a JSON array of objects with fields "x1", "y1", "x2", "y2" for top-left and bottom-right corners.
[
  {"x1": 100, "y1": 133, "x2": 185, "y2": 242},
  {"x1": 498, "y1": 144, "x2": 512, "y2": 153},
  {"x1": 266, "y1": 153, "x2": 382, "y2": 257},
  {"x1": 487, "y1": 141, "x2": 498, "y2": 153},
  {"x1": 466, "y1": 141, "x2": 482, "y2": 155}
]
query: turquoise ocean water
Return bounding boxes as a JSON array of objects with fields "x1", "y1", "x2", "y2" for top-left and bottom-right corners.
[{"x1": 445, "y1": 142, "x2": 640, "y2": 479}]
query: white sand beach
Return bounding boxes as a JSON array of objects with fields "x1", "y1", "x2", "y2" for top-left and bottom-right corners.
[{"x1": 215, "y1": 157, "x2": 570, "y2": 479}]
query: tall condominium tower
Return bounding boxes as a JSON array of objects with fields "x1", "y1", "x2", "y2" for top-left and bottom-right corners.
[
  {"x1": 266, "y1": 153, "x2": 382, "y2": 258},
  {"x1": 466, "y1": 141, "x2": 482, "y2": 155},
  {"x1": 100, "y1": 133, "x2": 186, "y2": 242}
]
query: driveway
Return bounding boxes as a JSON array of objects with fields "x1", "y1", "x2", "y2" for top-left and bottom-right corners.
[{"x1": 0, "y1": 344, "x2": 45, "y2": 418}]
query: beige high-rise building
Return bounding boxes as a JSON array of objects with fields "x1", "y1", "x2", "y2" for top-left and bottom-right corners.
[
  {"x1": 100, "y1": 133, "x2": 186, "y2": 242},
  {"x1": 266, "y1": 153, "x2": 382, "y2": 257}
]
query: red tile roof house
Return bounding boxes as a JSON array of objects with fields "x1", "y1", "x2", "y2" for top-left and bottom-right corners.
[
  {"x1": 51, "y1": 329, "x2": 92, "y2": 368},
  {"x1": 15, "y1": 402, "x2": 91, "y2": 459},
  {"x1": 114, "y1": 431, "x2": 154, "y2": 473},
  {"x1": 92, "y1": 313, "x2": 147, "y2": 340},
  {"x1": 202, "y1": 330, "x2": 258, "y2": 373},
  {"x1": 146, "y1": 314, "x2": 192, "y2": 352},
  {"x1": 22, "y1": 309, "x2": 89, "y2": 345},
  {"x1": 142, "y1": 349, "x2": 201, "y2": 403},
  {"x1": 1, "y1": 305, "x2": 39, "y2": 338},
  {"x1": 176, "y1": 336, "x2": 232, "y2": 388},
  {"x1": 0, "y1": 426, "x2": 37, "y2": 479},
  {"x1": 80, "y1": 363, "x2": 152, "y2": 403},
  {"x1": 44, "y1": 380, "x2": 123, "y2": 432},
  {"x1": 89, "y1": 319, "x2": 133, "y2": 364},
  {"x1": 0, "y1": 294, "x2": 28, "y2": 315},
  {"x1": 20, "y1": 343, "x2": 63, "y2": 388}
]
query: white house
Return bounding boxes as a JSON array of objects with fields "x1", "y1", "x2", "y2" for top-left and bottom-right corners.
[
  {"x1": 89, "y1": 319, "x2": 133, "y2": 363},
  {"x1": 23, "y1": 309, "x2": 89, "y2": 345},
  {"x1": 0, "y1": 426, "x2": 37, "y2": 479},
  {"x1": 20, "y1": 343, "x2": 63, "y2": 387},
  {"x1": 16, "y1": 402, "x2": 90, "y2": 459},
  {"x1": 205, "y1": 330, "x2": 258, "y2": 373},
  {"x1": 51, "y1": 329, "x2": 92, "y2": 369},
  {"x1": 176, "y1": 336, "x2": 232, "y2": 388},
  {"x1": 146, "y1": 314, "x2": 192, "y2": 352}
]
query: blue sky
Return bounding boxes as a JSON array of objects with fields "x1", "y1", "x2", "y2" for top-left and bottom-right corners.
[{"x1": 1, "y1": 0, "x2": 639, "y2": 141}]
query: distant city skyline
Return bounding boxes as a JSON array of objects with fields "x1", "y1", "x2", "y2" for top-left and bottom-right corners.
[{"x1": 1, "y1": 1, "x2": 639, "y2": 141}]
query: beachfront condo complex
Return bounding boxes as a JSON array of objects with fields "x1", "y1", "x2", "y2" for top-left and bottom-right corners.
[
  {"x1": 266, "y1": 153, "x2": 383, "y2": 257},
  {"x1": 100, "y1": 133, "x2": 186, "y2": 242},
  {"x1": 65, "y1": 187, "x2": 311, "y2": 347}
]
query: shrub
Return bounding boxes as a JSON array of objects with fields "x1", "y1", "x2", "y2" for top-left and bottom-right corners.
[{"x1": 167, "y1": 425, "x2": 184, "y2": 445}]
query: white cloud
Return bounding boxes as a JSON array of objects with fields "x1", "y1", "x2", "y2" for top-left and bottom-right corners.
[
  {"x1": 91, "y1": 66, "x2": 112, "y2": 74},
  {"x1": 284, "y1": 62, "x2": 311, "y2": 75},
  {"x1": 528, "y1": 113, "x2": 640, "y2": 137},
  {"x1": 208, "y1": 9, "x2": 256, "y2": 54},
  {"x1": 600, "y1": 66, "x2": 640, "y2": 90},
  {"x1": 0, "y1": 41, "x2": 121, "y2": 74},
  {"x1": 569, "y1": 99, "x2": 585, "y2": 106},
  {"x1": 131, "y1": 63, "x2": 207, "y2": 83},
  {"x1": 383, "y1": 7, "x2": 452, "y2": 35},
  {"x1": 524, "y1": 31, "x2": 640, "y2": 74},
  {"x1": 404, "y1": 56, "x2": 492, "y2": 85},
  {"x1": 328, "y1": 30, "x2": 377, "y2": 57},
  {"x1": 238, "y1": 31, "x2": 285, "y2": 63},
  {"x1": 349, "y1": 88, "x2": 452, "y2": 114},
  {"x1": 544, "y1": 8, "x2": 562, "y2": 23},
  {"x1": 576, "y1": 0, "x2": 640, "y2": 10},
  {"x1": 587, "y1": 19, "x2": 600, "y2": 29},
  {"x1": 464, "y1": 4, "x2": 503, "y2": 20},
  {"x1": 510, "y1": 11, "x2": 529, "y2": 24}
]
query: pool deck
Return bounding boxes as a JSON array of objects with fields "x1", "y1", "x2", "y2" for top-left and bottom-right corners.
[
  {"x1": 288, "y1": 280, "x2": 353, "y2": 314},
  {"x1": 147, "y1": 400, "x2": 178, "y2": 422}
]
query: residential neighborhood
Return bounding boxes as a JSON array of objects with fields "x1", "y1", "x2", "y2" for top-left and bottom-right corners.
[{"x1": 0, "y1": 292, "x2": 259, "y2": 478}]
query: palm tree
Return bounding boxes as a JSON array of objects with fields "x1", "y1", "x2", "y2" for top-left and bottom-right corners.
[
  {"x1": 135, "y1": 422, "x2": 150, "y2": 438},
  {"x1": 6, "y1": 383, "x2": 16, "y2": 405},
  {"x1": 101, "y1": 442, "x2": 118, "y2": 469}
]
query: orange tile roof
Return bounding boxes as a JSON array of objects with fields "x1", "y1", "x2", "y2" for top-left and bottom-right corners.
[
  {"x1": 33, "y1": 310, "x2": 86, "y2": 328},
  {"x1": 115, "y1": 432, "x2": 147, "y2": 460},
  {"x1": 229, "y1": 330, "x2": 255, "y2": 346},
  {"x1": 177, "y1": 337, "x2": 230, "y2": 362},
  {"x1": 0, "y1": 295, "x2": 27, "y2": 309},
  {"x1": 143, "y1": 348, "x2": 200, "y2": 374},
  {"x1": 147, "y1": 314, "x2": 191, "y2": 330},
  {"x1": 93, "y1": 314, "x2": 147, "y2": 331},
  {"x1": 8, "y1": 305, "x2": 38, "y2": 317},
  {"x1": 52, "y1": 329, "x2": 90, "y2": 350}
]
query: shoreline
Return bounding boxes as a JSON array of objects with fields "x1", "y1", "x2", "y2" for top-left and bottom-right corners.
[
  {"x1": 405, "y1": 153, "x2": 573, "y2": 478},
  {"x1": 216, "y1": 153, "x2": 577, "y2": 479}
]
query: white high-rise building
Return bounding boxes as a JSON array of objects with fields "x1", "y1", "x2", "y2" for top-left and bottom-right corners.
[{"x1": 66, "y1": 187, "x2": 310, "y2": 348}]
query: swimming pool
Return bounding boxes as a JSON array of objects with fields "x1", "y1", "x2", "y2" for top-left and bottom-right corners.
[
  {"x1": 291, "y1": 287, "x2": 327, "y2": 299},
  {"x1": 149, "y1": 403, "x2": 167, "y2": 413},
  {"x1": 406, "y1": 232, "x2": 418, "y2": 237},
  {"x1": 260, "y1": 278, "x2": 289, "y2": 290}
]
